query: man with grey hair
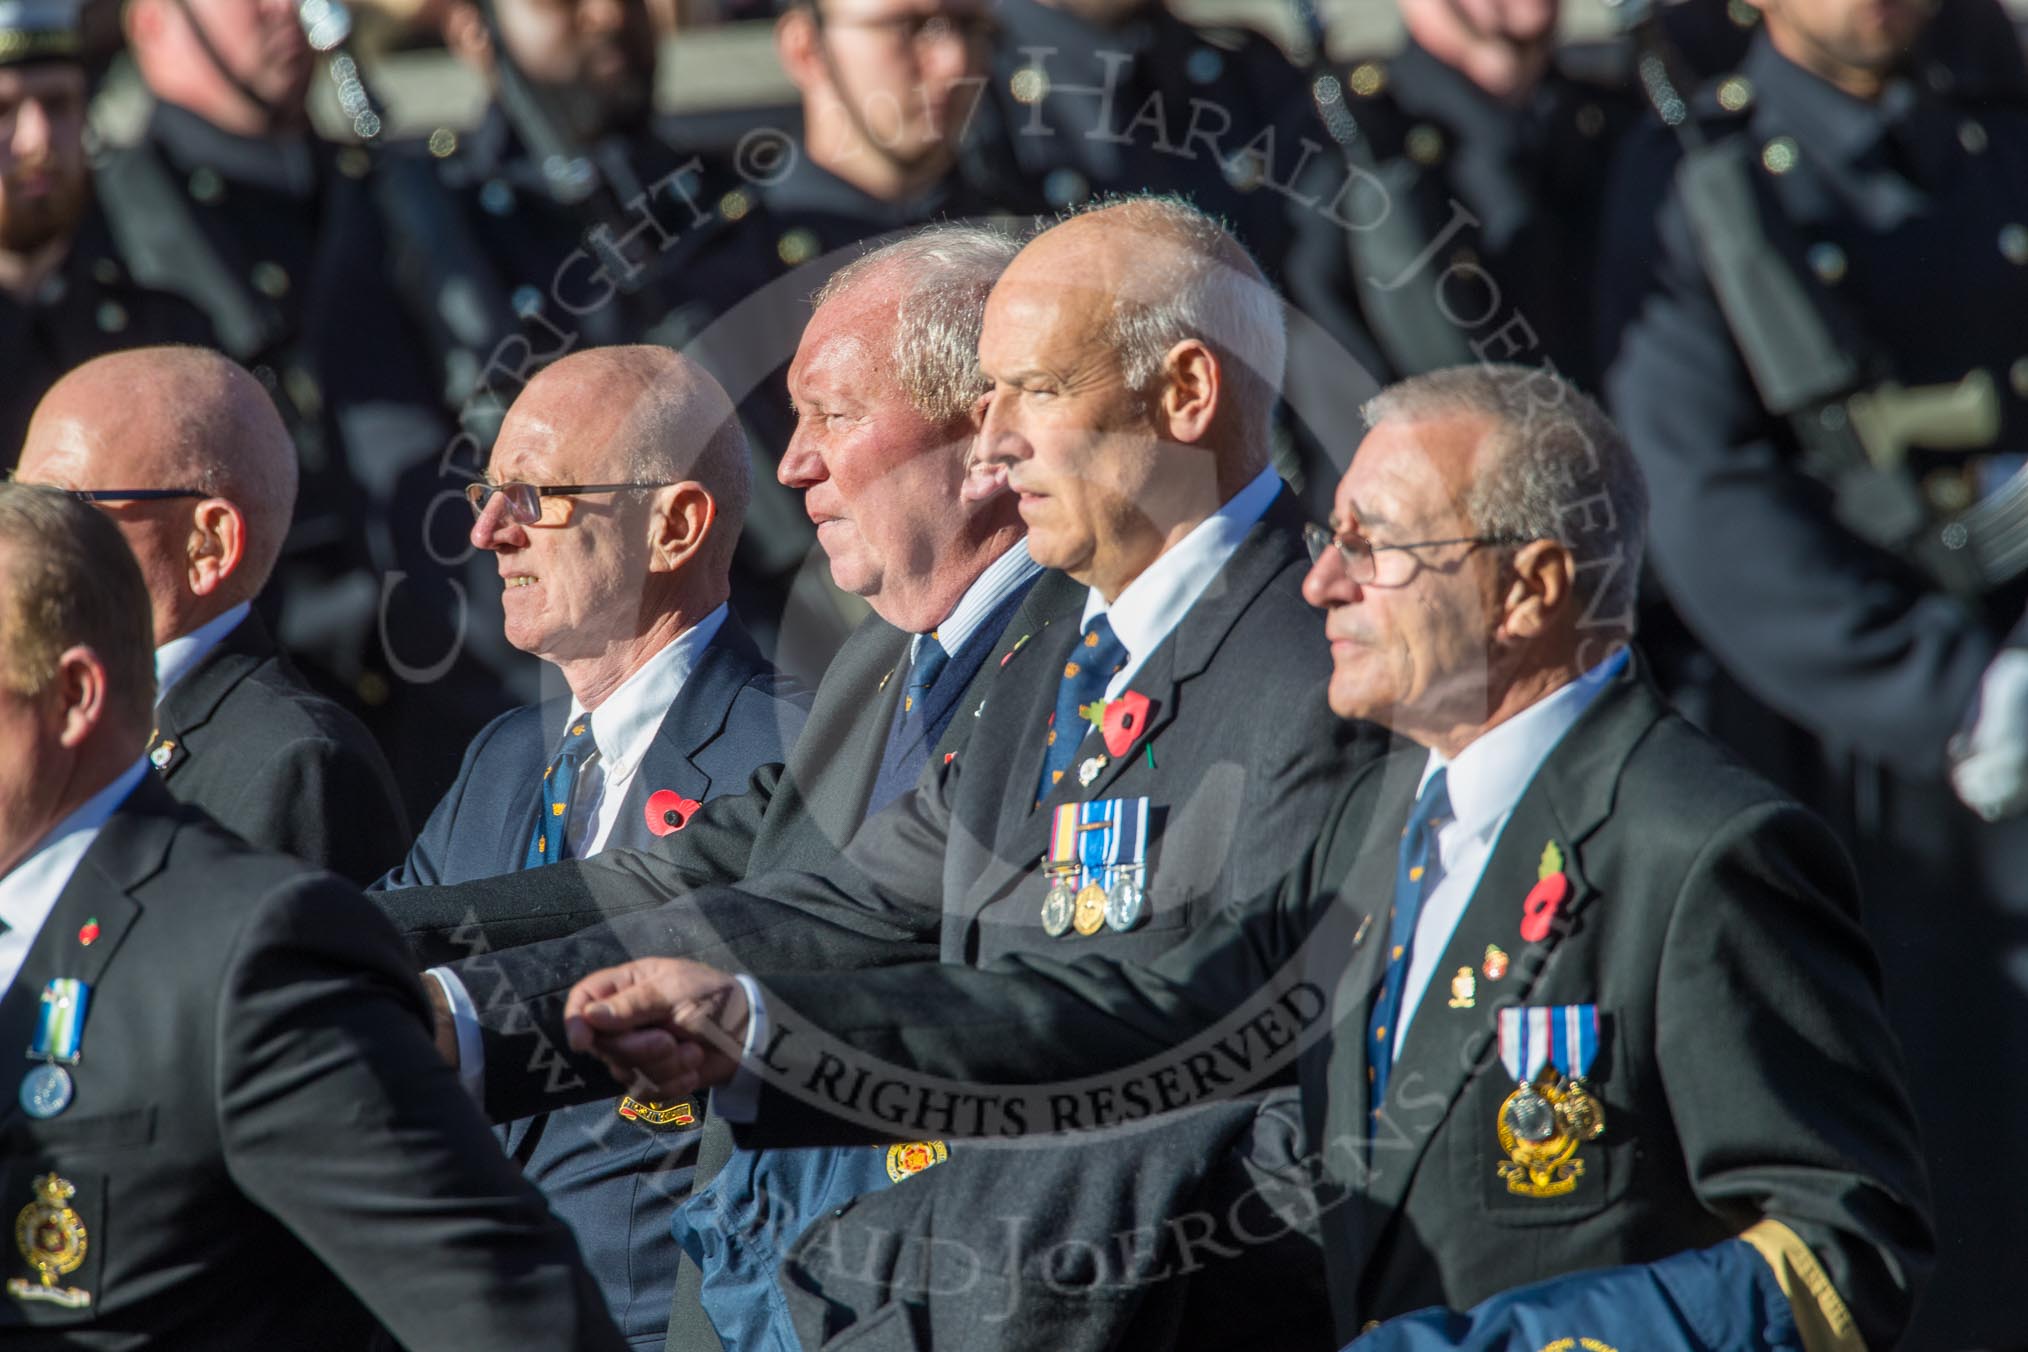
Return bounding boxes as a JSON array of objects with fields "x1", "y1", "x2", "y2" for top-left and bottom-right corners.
[
  {"x1": 372, "y1": 344, "x2": 809, "y2": 1348},
  {"x1": 412, "y1": 195, "x2": 1369, "y2": 1350},
  {"x1": 374, "y1": 224, "x2": 1059, "y2": 1350},
  {"x1": 568, "y1": 362, "x2": 1933, "y2": 1350},
  {"x1": 0, "y1": 482, "x2": 629, "y2": 1350},
  {"x1": 14, "y1": 345, "x2": 407, "y2": 884}
]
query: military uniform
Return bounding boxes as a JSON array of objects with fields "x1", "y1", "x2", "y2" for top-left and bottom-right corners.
[
  {"x1": 93, "y1": 100, "x2": 489, "y2": 812},
  {"x1": 0, "y1": 206, "x2": 212, "y2": 467},
  {"x1": 1597, "y1": 33, "x2": 2028, "y2": 1347}
]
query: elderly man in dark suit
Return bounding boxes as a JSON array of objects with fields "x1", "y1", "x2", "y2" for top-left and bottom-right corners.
[
  {"x1": 571, "y1": 364, "x2": 1934, "y2": 1350},
  {"x1": 0, "y1": 483, "x2": 623, "y2": 1349},
  {"x1": 374, "y1": 345, "x2": 809, "y2": 1350},
  {"x1": 14, "y1": 346, "x2": 407, "y2": 884},
  {"x1": 416, "y1": 198, "x2": 1370, "y2": 1351}
]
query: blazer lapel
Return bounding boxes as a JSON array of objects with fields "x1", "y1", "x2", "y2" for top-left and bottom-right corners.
[
  {"x1": 788, "y1": 622, "x2": 912, "y2": 848},
  {"x1": 0, "y1": 781, "x2": 173, "y2": 1130},
  {"x1": 147, "y1": 612, "x2": 275, "y2": 780},
  {"x1": 1356, "y1": 663, "x2": 1664, "y2": 1232}
]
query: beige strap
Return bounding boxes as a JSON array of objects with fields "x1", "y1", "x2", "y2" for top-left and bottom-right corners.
[{"x1": 1739, "y1": 1219, "x2": 1865, "y2": 1352}]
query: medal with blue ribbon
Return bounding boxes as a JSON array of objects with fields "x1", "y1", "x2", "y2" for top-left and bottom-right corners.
[
  {"x1": 1548, "y1": 1003, "x2": 1605, "y2": 1139},
  {"x1": 1072, "y1": 799, "x2": 1115, "y2": 935},
  {"x1": 20, "y1": 979, "x2": 90, "y2": 1120},
  {"x1": 1103, "y1": 797, "x2": 1149, "y2": 932}
]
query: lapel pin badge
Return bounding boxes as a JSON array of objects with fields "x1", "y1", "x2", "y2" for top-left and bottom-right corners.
[
  {"x1": 645, "y1": 790, "x2": 700, "y2": 837},
  {"x1": 1520, "y1": 840, "x2": 1572, "y2": 944}
]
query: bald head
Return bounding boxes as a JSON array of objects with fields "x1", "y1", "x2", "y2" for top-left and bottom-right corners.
[
  {"x1": 471, "y1": 346, "x2": 750, "y2": 706},
  {"x1": 17, "y1": 347, "x2": 298, "y2": 645},
  {"x1": 1021, "y1": 197, "x2": 1284, "y2": 465}
]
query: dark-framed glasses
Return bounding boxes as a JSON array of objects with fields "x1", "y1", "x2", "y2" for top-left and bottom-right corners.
[
  {"x1": 64, "y1": 489, "x2": 207, "y2": 504},
  {"x1": 1302, "y1": 521, "x2": 1532, "y2": 584},
  {"x1": 465, "y1": 480, "x2": 674, "y2": 526}
]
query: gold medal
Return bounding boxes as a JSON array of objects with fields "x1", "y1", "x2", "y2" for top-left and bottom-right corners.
[
  {"x1": 1556, "y1": 1077, "x2": 1606, "y2": 1140},
  {"x1": 1073, "y1": 883, "x2": 1108, "y2": 935},
  {"x1": 9, "y1": 1174, "x2": 91, "y2": 1309},
  {"x1": 1495, "y1": 1074, "x2": 1585, "y2": 1199}
]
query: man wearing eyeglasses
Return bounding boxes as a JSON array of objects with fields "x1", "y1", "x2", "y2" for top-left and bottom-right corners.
[
  {"x1": 14, "y1": 345, "x2": 408, "y2": 886},
  {"x1": 567, "y1": 363, "x2": 1934, "y2": 1351},
  {"x1": 373, "y1": 343, "x2": 810, "y2": 1349}
]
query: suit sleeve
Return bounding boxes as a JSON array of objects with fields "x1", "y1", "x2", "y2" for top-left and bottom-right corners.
[
  {"x1": 375, "y1": 760, "x2": 788, "y2": 964},
  {"x1": 1653, "y1": 799, "x2": 1933, "y2": 1346},
  {"x1": 213, "y1": 874, "x2": 626, "y2": 1351},
  {"x1": 371, "y1": 709, "x2": 511, "y2": 894},
  {"x1": 724, "y1": 804, "x2": 1356, "y2": 1149},
  {"x1": 1597, "y1": 134, "x2": 1995, "y2": 775},
  {"x1": 220, "y1": 733, "x2": 412, "y2": 887}
]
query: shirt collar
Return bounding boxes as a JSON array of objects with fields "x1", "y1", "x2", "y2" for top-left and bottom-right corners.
[
  {"x1": 567, "y1": 604, "x2": 728, "y2": 781},
  {"x1": 1081, "y1": 466, "x2": 1281, "y2": 661},
  {"x1": 1742, "y1": 31, "x2": 1916, "y2": 168},
  {"x1": 0, "y1": 756, "x2": 149, "y2": 898},
  {"x1": 917, "y1": 541, "x2": 1041, "y2": 661},
  {"x1": 154, "y1": 602, "x2": 251, "y2": 707},
  {"x1": 1417, "y1": 648, "x2": 1630, "y2": 841}
]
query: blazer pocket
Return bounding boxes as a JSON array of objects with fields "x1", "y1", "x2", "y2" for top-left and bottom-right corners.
[
  {"x1": 1455, "y1": 1015, "x2": 1631, "y2": 1228},
  {"x1": 0, "y1": 1161, "x2": 107, "y2": 1328}
]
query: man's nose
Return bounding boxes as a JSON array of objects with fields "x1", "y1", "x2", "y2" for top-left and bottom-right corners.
[
  {"x1": 1301, "y1": 548, "x2": 1359, "y2": 610},
  {"x1": 777, "y1": 434, "x2": 826, "y2": 490},
  {"x1": 470, "y1": 495, "x2": 523, "y2": 552},
  {"x1": 977, "y1": 395, "x2": 1029, "y2": 469}
]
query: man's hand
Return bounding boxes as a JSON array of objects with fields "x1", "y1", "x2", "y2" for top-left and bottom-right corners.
[
  {"x1": 1400, "y1": 0, "x2": 1558, "y2": 101},
  {"x1": 1950, "y1": 648, "x2": 2028, "y2": 821},
  {"x1": 563, "y1": 958, "x2": 750, "y2": 1101}
]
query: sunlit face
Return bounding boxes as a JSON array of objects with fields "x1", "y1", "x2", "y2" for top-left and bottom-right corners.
[
  {"x1": 468, "y1": 402, "x2": 661, "y2": 664},
  {"x1": 976, "y1": 266, "x2": 1213, "y2": 597},
  {"x1": 0, "y1": 63, "x2": 89, "y2": 254},
  {"x1": 803, "y1": 0, "x2": 991, "y2": 164},
  {"x1": 1300, "y1": 416, "x2": 1508, "y2": 732},
  {"x1": 15, "y1": 421, "x2": 190, "y2": 646},
  {"x1": 779, "y1": 300, "x2": 974, "y2": 608},
  {"x1": 492, "y1": 0, "x2": 656, "y2": 135},
  {"x1": 1749, "y1": 0, "x2": 1932, "y2": 80}
]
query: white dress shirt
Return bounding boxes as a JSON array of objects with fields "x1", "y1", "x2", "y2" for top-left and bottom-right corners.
[
  {"x1": 153, "y1": 601, "x2": 252, "y2": 706},
  {"x1": 1392, "y1": 649, "x2": 1629, "y2": 1056},
  {"x1": 1082, "y1": 465, "x2": 1282, "y2": 697},
  {"x1": 0, "y1": 758, "x2": 151, "y2": 994}
]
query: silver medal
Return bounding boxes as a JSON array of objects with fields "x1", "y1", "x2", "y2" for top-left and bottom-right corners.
[
  {"x1": 20, "y1": 1064, "x2": 73, "y2": 1119},
  {"x1": 1104, "y1": 870, "x2": 1145, "y2": 932},
  {"x1": 1041, "y1": 878, "x2": 1076, "y2": 937}
]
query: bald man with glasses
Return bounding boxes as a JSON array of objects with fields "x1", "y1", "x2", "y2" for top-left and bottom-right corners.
[{"x1": 14, "y1": 345, "x2": 408, "y2": 884}]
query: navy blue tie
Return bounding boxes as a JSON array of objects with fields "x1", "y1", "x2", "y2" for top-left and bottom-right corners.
[
  {"x1": 869, "y1": 632, "x2": 953, "y2": 812},
  {"x1": 524, "y1": 719, "x2": 595, "y2": 868},
  {"x1": 1368, "y1": 768, "x2": 1451, "y2": 1124},
  {"x1": 1037, "y1": 615, "x2": 1127, "y2": 804}
]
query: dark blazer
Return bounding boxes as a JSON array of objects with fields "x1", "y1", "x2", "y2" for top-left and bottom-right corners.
[
  {"x1": 378, "y1": 574, "x2": 1048, "y2": 963},
  {"x1": 148, "y1": 610, "x2": 408, "y2": 885},
  {"x1": 0, "y1": 776, "x2": 623, "y2": 1350},
  {"x1": 734, "y1": 662, "x2": 1933, "y2": 1348},
  {"x1": 372, "y1": 614, "x2": 806, "y2": 1349}
]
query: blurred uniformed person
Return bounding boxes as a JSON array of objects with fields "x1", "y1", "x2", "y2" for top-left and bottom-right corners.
[
  {"x1": 0, "y1": 0, "x2": 209, "y2": 466},
  {"x1": 1597, "y1": 0, "x2": 2028, "y2": 1341},
  {"x1": 100, "y1": 0, "x2": 488, "y2": 810}
]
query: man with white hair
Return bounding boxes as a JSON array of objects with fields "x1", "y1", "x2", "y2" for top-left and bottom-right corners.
[
  {"x1": 15, "y1": 345, "x2": 407, "y2": 883},
  {"x1": 412, "y1": 197, "x2": 1371, "y2": 1349}
]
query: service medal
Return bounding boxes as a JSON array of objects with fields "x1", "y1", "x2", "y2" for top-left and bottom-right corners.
[
  {"x1": 1548, "y1": 1004, "x2": 1605, "y2": 1139},
  {"x1": 1104, "y1": 870, "x2": 1145, "y2": 932},
  {"x1": 1041, "y1": 877, "x2": 1076, "y2": 937},
  {"x1": 9, "y1": 1174, "x2": 91, "y2": 1309},
  {"x1": 1557, "y1": 1078, "x2": 1606, "y2": 1141},
  {"x1": 1073, "y1": 883, "x2": 1108, "y2": 935},
  {"x1": 1494, "y1": 1006, "x2": 1585, "y2": 1198},
  {"x1": 17, "y1": 1066, "x2": 71, "y2": 1121},
  {"x1": 1498, "y1": 1081, "x2": 1559, "y2": 1143}
]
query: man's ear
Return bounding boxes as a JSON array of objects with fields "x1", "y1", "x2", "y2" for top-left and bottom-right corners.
[
  {"x1": 186, "y1": 499, "x2": 247, "y2": 599},
  {"x1": 443, "y1": 0, "x2": 494, "y2": 73},
  {"x1": 775, "y1": 8, "x2": 823, "y2": 95},
  {"x1": 1157, "y1": 340, "x2": 1220, "y2": 445},
  {"x1": 648, "y1": 483, "x2": 716, "y2": 575},
  {"x1": 1497, "y1": 537, "x2": 1572, "y2": 641},
  {"x1": 51, "y1": 645, "x2": 110, "y2": 750}
]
